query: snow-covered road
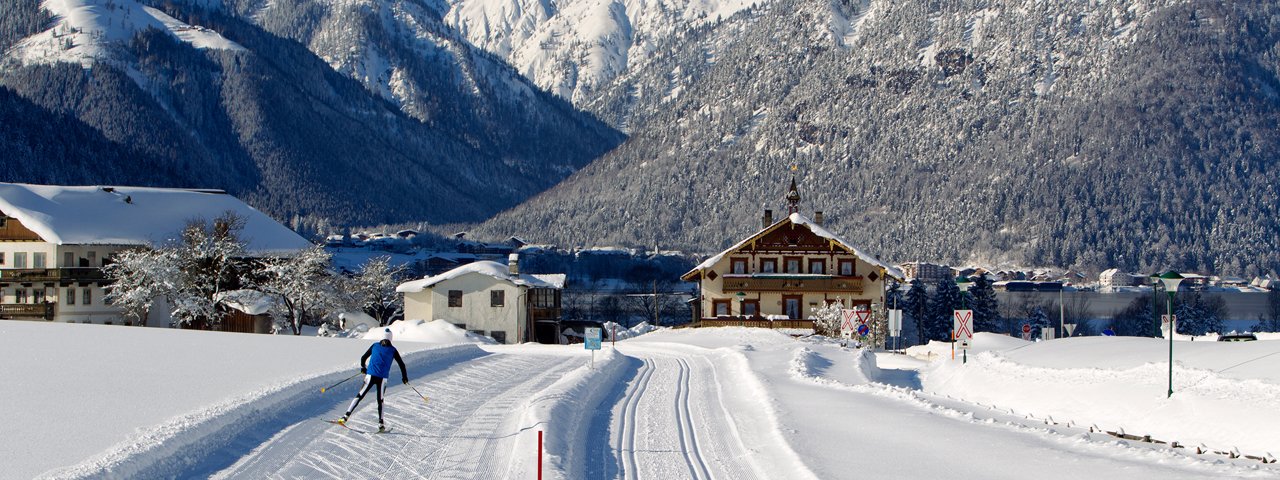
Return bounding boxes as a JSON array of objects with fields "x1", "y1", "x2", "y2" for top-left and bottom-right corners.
[{"x1": 214, "y1": 352, "x2": 583, "y2": 479}]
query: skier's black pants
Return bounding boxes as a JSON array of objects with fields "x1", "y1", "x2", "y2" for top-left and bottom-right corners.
[{"x1": 346, "y1": 375, "x2": 386, "y2": 422}]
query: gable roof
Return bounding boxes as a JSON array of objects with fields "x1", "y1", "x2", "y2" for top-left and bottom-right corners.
[
  {"x1": 0, "y1": 183, "x2": 311, "y2": 255},
  {"x1": 681, "y1": 212, "x2": 903, "y2": 281},
  {"x1": 396, "y1": 260, "x2": 566, "y2": 293}
]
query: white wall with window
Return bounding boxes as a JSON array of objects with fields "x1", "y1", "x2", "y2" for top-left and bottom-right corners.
[{"x1": 401, "y1": 272, "x2": 527, "y2": 344}]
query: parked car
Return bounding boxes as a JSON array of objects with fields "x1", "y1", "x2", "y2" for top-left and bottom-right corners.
[{"x1": 1217, "y1": 333, "x2": 1257, "y2": 342}]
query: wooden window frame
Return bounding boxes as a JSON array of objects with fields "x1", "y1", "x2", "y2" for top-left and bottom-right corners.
[
  {"x1": 759, "y1": 258, "x2": 777, "y2": 273},
  {"x1": 809, "y1": 258, "x2": 826, "y2": 275},
  {"x1": 742, "y1": 300, "x2": 760, "y2": 318},
  {"x1": 82, "y1": 288, "x2": 91, "y2": 305},
  {"x1": 839, "y1": 259, "x2": 855, "y2": 276},
  {"x1": 783, "y1": 256, "x2": 802, "y2": 274},
  {"x1": 712, "y1": 299, "x2": 732, "y2": 317},
  {"x1": 448, "y1": 290, "x2": 463, "y2": 307},
  {"x1": 491, "y1": 290, "x2": 505, "y2": 307},
  {"x1": 66, "y1": 288, "x2": 75, "y2": 306},
  {"x1": 730, "y1": 257, "x2": 749, "y2": 274},
  {"x1": 783, "y1": 295, "x2": 804, "y2": 319}
]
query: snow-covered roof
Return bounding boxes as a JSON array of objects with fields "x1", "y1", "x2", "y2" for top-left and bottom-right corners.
[
  {"x1": 214, "y1": 290, "x2": 277, "y2": 316},
  {"x1": 396, "y1": 260, "x2": 565, "y2": 293},
  {"x1": 683, "y1": 213, "x2": 904, "y2": 280},
  {"x1": 0, "y1": 183, "x2": 312, "y2": 255}
]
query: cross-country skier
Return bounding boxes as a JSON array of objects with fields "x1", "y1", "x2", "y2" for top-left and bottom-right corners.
[{"x1": 338, "y1": 327, "x2": 408, "y2": 432}]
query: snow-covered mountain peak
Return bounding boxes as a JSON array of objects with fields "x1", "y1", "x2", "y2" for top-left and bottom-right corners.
[
  {"x1": 11, "y1": 0, "x2": 244, "y2": 67},
  {"x1": 445, "y1": 0, "x2": 757, "y2": 102}
]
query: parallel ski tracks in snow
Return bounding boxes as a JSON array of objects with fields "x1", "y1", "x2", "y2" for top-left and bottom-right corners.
[
  {"x1": 608, "y1": 346, "x2": 757, "y2": 480},
  {"x1": 213, "y1": 353, "x2": 581, "y2": 480}
]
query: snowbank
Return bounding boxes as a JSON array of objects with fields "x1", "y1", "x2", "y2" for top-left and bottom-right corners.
[
  {"x1": 365, "y1": 319, "x2": 498, "y2": 345},
  {"x1": 904, "y1": 332, "x2": 1031, "y2": 361},
  {"x1": 601, "y1": 321, "x2": 663, "y2": 340},
  {"x1": 510, "y1": 348, "x2": 628, "y2": 480},
  {"x1": 922, "y1": 336, "x2": 1280, "y2": 457}
]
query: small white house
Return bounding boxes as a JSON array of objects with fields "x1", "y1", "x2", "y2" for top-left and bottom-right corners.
[{"x1": 396, "y1": 255, "x2": 564, "y2": 344}]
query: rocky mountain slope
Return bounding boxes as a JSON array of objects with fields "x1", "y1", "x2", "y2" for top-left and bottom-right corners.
[
  {"x1": 0, "y1": 0, "x2": 622, "y2": 230},
  {"x1": 470, "y1": 0, "x2": 1280, "y2": 276}
]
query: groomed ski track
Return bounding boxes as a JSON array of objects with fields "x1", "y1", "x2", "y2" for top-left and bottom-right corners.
[
  {"x1": 214, "y1": 351, "x2": 582, "y2": 479},
  {"x1": 68, "y1": 334, "x2": 1279, "y2": 479},
  {"x1": 212, "y1": 343, "x2": 798, "y2": 480},
  {"x1": 587, "y1": 344, "x2": 809, "y2": 480}
]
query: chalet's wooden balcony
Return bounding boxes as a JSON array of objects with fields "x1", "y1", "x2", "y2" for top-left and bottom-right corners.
[
  {"x1": 0, "y1": 268, "x2": 107, "y2": 283},
  {"x1": 689, "y1": 317, "x2": 815, "y2": 330},
  {"x1": 721, "y1": 275, "x2": 864, "y2": 293},
  {"x1": 0, "y1": 303, "x2": 54, "y2": 320}
]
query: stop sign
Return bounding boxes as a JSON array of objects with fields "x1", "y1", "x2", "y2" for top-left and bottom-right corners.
[{"x1": 1022, "y1": 323, "x2": 1031, "y2": 334}]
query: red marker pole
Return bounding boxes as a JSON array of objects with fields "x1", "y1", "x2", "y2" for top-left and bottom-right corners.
[{"x1": 538, "y1": 430, "x2": 543, "y2": 480}]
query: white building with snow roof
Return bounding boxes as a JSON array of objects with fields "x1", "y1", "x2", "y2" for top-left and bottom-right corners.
[
  {"x1": 0, "y1": 183, "x2": 311, "y2": 325},
  {"x1": 681, "y1": 179, "x2": 903, "y2": 328},
  {"x1": 396, "y1": 254, "x2": 565, "y2": 344}
]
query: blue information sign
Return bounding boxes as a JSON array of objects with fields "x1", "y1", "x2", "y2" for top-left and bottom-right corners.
[
  {"x1": 857, "y1": 324, "x2": 870, "y2": 337},
  {"x1": 584, "y1": 327, "x2": 602, "y2": 350}
]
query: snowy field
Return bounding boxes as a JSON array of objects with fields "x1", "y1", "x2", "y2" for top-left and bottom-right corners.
[{"x1": 5, "y1": 320, "x2": 1280, "y2": 479}]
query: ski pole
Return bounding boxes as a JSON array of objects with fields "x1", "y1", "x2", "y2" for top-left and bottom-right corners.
[
  {"x1": 406, "y1": 382, "x2": 430, "y2": 404},
  {"x1": 320, "y1": 372, "x2": 360, "y2": 393}
]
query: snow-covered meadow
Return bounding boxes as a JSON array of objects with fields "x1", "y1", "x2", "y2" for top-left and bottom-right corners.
[{"x1": 6, "y1": 319, "x2": 1280, "y2": 479}]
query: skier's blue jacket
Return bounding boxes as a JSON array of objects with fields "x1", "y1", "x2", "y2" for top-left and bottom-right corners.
[{"x1": 361, "y1": 342, "x2": 407, "y2": 380}]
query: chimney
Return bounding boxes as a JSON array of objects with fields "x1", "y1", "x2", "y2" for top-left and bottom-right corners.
[
  {"x1": 762, "y1": 209, "x2": 773, "y2": 228},
  {"x1": 814, "y1": 211, "x2": 824, "y2": 226},
  {"x1": 508, "y1": 253, "x2": 520, "y2": 275}
]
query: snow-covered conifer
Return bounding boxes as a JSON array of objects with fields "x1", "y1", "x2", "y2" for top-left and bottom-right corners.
[
  {"x1": 969, "y1": 276, "x2": 1000, "y2": 333},
  {"x1": 809, "y1": 298, "x2": 845, "y2": 337},
  {"x1": 904, "y1": 279, "x2": 929, "y2": 345}
]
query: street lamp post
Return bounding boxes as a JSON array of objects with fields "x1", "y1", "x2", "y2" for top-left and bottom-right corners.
[{"x1": 1151, "y1": 271, "x2": 1184, "y2": 398}]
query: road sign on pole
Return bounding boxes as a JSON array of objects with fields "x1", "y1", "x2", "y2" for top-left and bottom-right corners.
[
  {"x1": 585, "y1": 327, "x2": 602, "y2": 369},
  {"x1": 888, "y1": 310, "x2": 903, "y2": 336},
  {"x1": 840, "y1": 309, "x2": 858, "y2": 339},
  {"x1": 1064, "y1": 323, "x2": 1076, "y2": 337},
  {"x1": 953, "y1": 310, "x2": 973, "y2": 350}
]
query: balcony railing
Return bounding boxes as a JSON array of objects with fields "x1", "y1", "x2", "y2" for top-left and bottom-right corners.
[
  {"x1": 721, "y1": 275, "x2": 864, "y2": 293},
  {"x1": 0, "y1": 303, "x2": 54, "y2": 320},
  {"x1": 687, "y1": 317, "x2": 815, "y2": 330},
  {"x1": 0, "y1": 268, "x2": 107, "y2": 283}
]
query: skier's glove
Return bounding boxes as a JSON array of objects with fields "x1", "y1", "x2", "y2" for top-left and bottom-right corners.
[
  {"x1": 360, "y1": 368, "x2": 367, "y2": 374},
  {"x1": 402, "y1": 378, "x2": 409, "y2": 385}
]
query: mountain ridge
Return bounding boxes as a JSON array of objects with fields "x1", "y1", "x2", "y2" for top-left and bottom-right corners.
[{"x1": 468, "y1": 0, "x2": 1280, "y2": 277}]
